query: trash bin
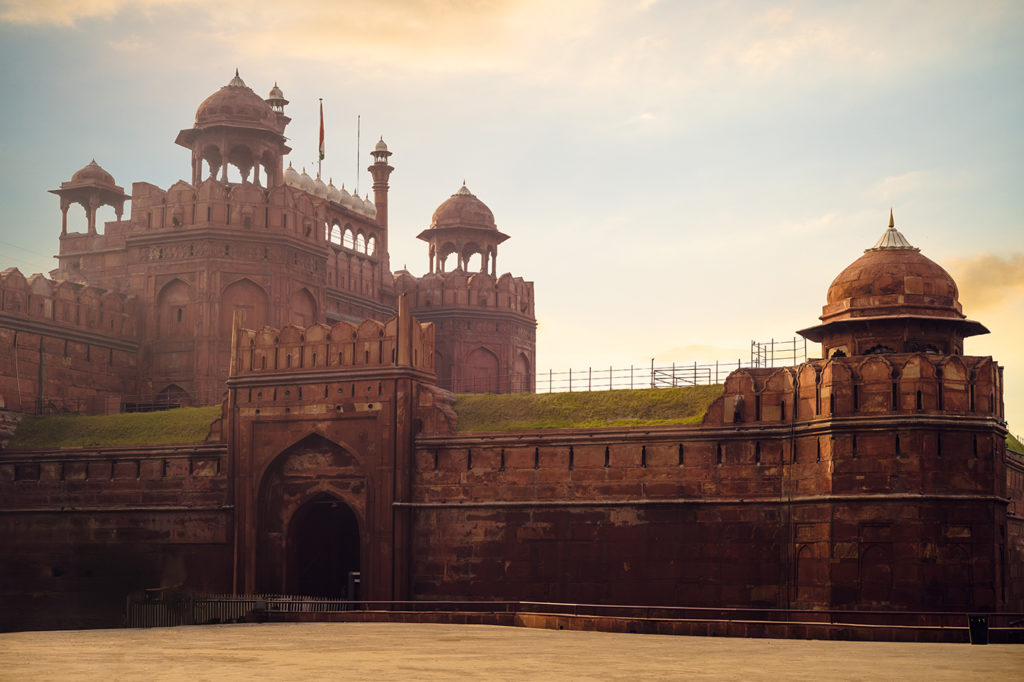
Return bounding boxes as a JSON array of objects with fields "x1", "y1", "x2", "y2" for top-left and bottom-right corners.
[{"x1": 967, "y1": 614, "x2": 989, "y2": 645}]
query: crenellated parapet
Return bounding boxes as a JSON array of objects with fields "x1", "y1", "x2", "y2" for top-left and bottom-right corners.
[
  {"x1": 393, "y1": 270, "x2": 534, "y2": 317},
  {"x1": 0, "y1": 268, "x2": 138, "y2": 340},
  {"x1": 231, "y1": 307, "x2": 434, "y2": 378},
  {"x1": 704, "y1": 353, "x2": 1002, "y2": 426}
]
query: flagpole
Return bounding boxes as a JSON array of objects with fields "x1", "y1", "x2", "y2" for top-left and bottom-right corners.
[
  {"x1": 355, "y1": 114, "x2": 361, "y2": 196},
  {"x1": 318, "y1": 98, "x2": 324, "y2": 178}
]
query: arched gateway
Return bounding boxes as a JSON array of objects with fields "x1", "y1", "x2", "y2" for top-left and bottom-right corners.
[
  {"x1": 287, "y1": 493, "x2": 360, "y2": 598},
  {"x1": 256, "y1": 434, "x2": 366, "y2": 597}
]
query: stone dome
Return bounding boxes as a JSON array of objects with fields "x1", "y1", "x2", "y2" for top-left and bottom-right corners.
[
  {"x1": 298, "y1": 168, "x2": 315, "y2": 193},
  {"x1": 312, "y1": 174, "x2": 328, "y2": 199},
  {"x1": 194, "y1": 71, "x2": 279, "y2": 131},
  {"x1": 374, "y1": 138, "x2": 388, "y2": 152},
  {"x1": 327, "y1": 179, "x2": 342, "y2": 203},
  {"x1": 430, "y1": 184, "x2": 496, "y2": 230},
  {"x1": 70, "y1": 160, "x2": 116, "y2": 187},
  {"x1": 338, "y1": 184, "x2": 353, "y2": 207},
  {"x1": 283, "y1": 162, "x2": 300, "y2": 187},
  {"x1": 822, "y1": 218, "x2": 962, "y2": 323}
]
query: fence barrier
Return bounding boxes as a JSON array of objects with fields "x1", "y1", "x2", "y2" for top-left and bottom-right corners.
[
  {"x1": 6, "y1": 338, "x2": 810, "y2": 415},
  {"x1": 126, "y1": 591, "x2": 1024, "y2": 642}
]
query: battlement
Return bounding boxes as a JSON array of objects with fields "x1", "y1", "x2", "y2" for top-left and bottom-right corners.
[
  {"x1": 231, "y1": 313, "x2": 434, "y2": 377},
  {"x1": 0, "y1": 268, "x2": 138, "y2": 339},
  {"x1": 394, "y1": 269, "x2": 534, "y2": 317},
  {"x1": 704, "y1": 353, "x2": 1002, "y2": 426},
  {"x1": 57, "y1": 178, "x2": 381, "y2": 259}
]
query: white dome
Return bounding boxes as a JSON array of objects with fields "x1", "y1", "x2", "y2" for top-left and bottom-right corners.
[
  {"x1": 327, "y1": 178, "x2": 342, "y2": 203},
  {"x1": 363, "y1": 194, "x2": 377, "y2": 218},
  {"x1": 268, "y1": 83, "x2": 284, "y2": 100},
  {"x1": 350, "y1": 192, "x2": 365, "y2": 213},
  {"x1": 283, "y1": 162, "x2": 300, "y2": 187},
  {"x1": 338, "y1": 183, "x2": 353, "y2": 208},
  {"x1": 298, "y1": 168, "x2": 315, "y2": 193},
  {"x1": 312, "y1": 174, "x2": 328, "y2": 198},
  {"x1": 374, "y1": 137, "x2": 388, "y2": 152}
]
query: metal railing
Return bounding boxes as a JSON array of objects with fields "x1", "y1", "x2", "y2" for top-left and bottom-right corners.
[
  {"x1": 442, "y1": 338, "x2": 809, "y2": 395},
  {"x1": 126, "y1": 592, "x2": 1023, "y2": 638}
]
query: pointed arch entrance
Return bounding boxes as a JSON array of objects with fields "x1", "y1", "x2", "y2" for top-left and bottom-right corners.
[
  {"x1": 288, "y1": 493, "x2": 360, "y2": 598},
  {"x1": 255, "y1": 433, "x2": 367, "y2": 596}
]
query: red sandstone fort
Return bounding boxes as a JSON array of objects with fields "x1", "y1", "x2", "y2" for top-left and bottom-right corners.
[{"x1": 0, "y1": 73, "x2": 1021, "y2": 632}]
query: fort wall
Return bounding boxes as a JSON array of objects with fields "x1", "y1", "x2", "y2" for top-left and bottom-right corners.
[
  {"x1": 0, "y1": 443, "x2": 231, "y2": 630},
  {"x1": 0, "y1": 268, "x2": 139, "y2": 412}
]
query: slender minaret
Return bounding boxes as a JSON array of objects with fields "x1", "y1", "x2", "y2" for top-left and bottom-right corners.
[{"x1": 368, "y1": 137, "x2": 394, "y2": 253}]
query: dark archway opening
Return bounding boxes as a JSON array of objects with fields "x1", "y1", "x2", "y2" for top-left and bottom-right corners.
[{"x1": 287, "y1": 493, "x2": 360, "y2": 598}]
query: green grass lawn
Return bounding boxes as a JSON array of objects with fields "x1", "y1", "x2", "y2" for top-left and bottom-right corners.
[
  {"x1": 1008, "y1": 432, "x2": 1024, "y2": 454},
  {"x1": 453, "y1": 385, "x2": 723, "y2": 432},
  {"x1": 7, "y1": 406, "x2": 222, "y2": 449}
]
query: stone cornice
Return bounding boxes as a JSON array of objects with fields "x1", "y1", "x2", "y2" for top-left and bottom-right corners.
[
  {"x1": 227, "y1": 366, "x2": 435, "y2": 388},
  {"x1": 394, "y1": 493, "x2": 1010, "y2": 509}
]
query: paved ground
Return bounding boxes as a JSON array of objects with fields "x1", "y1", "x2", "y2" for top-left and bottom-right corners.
[{"x1": 0, "y1": 622, "x2": 1021, "y2": 680}]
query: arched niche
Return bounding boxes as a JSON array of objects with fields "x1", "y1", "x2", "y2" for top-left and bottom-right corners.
[
  {"x1": 288, "y1": 288, "x2": 317, "y2": 327},
  {"x1": 460, "y1": 346, "x2": 499, "y2": 393},
  {"x1": 220, "y1": 278, "x2": 269, "y2": 338},
  {"x1": 156, "y1": 278, "x2": 193, "y2": 338},
  {"x1": 511, "y1": 352, "x2": 532, "y2": 393}
]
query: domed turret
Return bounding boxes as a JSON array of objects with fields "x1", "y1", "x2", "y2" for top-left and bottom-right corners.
[
  {"x1": 194, "y1": 70, "x2": 281, "y2": 133},
  {"x1": 429, "y1": 183, "x2": 498, "y2": 231},
  {"x1": 70, "y1": 160, "x2": 117, "y2": 187},
  {"x1": 266, "y1": 82, "x2": 288, "y2": 113},
  {"x1": 799, "y1": 211, "x2": 987, "y2": 357},
  {"x1": 51, "y1": 160, "x2": 130, "y2": 236},
  {"x1": 364, "y1": 195, "x2": 377, "y2": 219},
  {"x1": 175, "y1": 70, "x2": 292, "y2": 188},
  {"x1": 418, "y1": 183, "x2": 509, "y2": 274}
]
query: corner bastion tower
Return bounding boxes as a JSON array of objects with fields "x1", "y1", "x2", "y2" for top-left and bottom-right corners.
[{"x1": 0, "y1": 72, "x2": 535, "y2": 412}]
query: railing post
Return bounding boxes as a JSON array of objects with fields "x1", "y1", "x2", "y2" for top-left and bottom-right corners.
[
  {"x1": 715, "y1": 360, "x2": 719, "y2": 384},
  {"x1": 630, "y1": 365, "x2": 633, "y2": 390},
  {"x1": 650, "y1": 358, "x2": 655, "y2": 388},
  {"x1": 588, "y1": 367, "x2": 592, "y2": 392},
  {"x1": 549, "y1": 369, "x2": 552, "y2": 393}
]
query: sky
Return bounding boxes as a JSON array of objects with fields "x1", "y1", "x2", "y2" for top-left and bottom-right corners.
[{"x1": 0, "y1": 0, "x2": 1022, "y2": 430}]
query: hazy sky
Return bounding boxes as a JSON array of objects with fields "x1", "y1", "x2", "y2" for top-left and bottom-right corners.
[{"x1": 1, "y1": 1, "x2": 1022, "y2": 430}]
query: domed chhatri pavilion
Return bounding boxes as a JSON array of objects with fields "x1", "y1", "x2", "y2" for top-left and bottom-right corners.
[
  {"x1": 799, "y1": 210, "x2": 988, "y2": 359},
  {"x1": 0, "y1": 73, "x2": 1021, "y2": 633}
]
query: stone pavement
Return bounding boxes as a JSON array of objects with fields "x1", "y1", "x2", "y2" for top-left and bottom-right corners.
[{"x1": 0, "y1": 622, "x2": 1021, "y2": 680}]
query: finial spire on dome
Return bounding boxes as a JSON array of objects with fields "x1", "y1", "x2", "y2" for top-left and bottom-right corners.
[
  {"x1": 868, "y1": 209, "x2": 918, "y2": 252},
  {"x1": 228, "y1": 69, "x2": 246, "y2": 87}
]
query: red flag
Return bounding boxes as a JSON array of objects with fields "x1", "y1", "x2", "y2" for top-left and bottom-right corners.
[{"x1": 318, "y1": 100, "x2": 325, "y2": 161}]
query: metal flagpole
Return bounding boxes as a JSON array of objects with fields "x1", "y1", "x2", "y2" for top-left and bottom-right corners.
[
  {"x1": 318, "y1": 98, "x2": 324, "y2": 178},
  {"x1": 355, "y1": 115, "x2": 361, "y2": 195}
]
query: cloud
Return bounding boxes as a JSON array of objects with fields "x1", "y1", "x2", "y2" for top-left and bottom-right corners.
[
  {"x1": 0, "y1": 0, "x2": 185, "y2": 26},
  {"x1": 875, "y1": 170, "x2": 935, "y2": 200},
  {"x1": 948, "y1": 252, "x2": 1024, "y2": 310},
  {"x1": 107, "y1": 34, "x2": 143, "y2": 51}
]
